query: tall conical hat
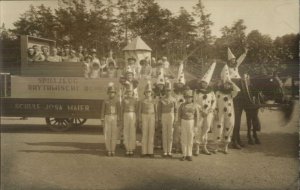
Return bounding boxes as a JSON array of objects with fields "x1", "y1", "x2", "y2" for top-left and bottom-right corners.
[
  {"x1": 228, "y1": 48, "x2": 236, "y2": 60},
  {"x1": 221, "y1": 64, "x2": 232, "y2": 83},
  {"x1": 165, "y1": 78, "x2": 172, "y2": 91},
  {"x1": 107, "y1": 82, "x2": 116, "y2": 93},
  {"x1": 177, "y1": 63, "x2": 186, "y2": 84},
  {"x1": 201, "y1": 61, "x2": 216, "y2": 84},
  {"x1": 144, "y1": 80, "x2": 153, "y2": 92},
  {"x1": 156, "y1": 68, "x2": 165, "y2": 85}
]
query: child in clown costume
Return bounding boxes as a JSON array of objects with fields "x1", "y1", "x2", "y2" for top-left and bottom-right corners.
[
  {"x1": 138, "y1": 81, "x2": 157, "y2": 157},
  {"x1": 213, "y1": 64, "x2": 240, "y2": 154},
  {"x1": 173, "y1": 62, "x2": 186, "y2": 153},
  {"x1": 194, "y1": 61, "x2": 217, "y2": 155}
]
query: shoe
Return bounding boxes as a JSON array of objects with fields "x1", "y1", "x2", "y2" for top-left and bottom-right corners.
[
  {"x1": 238, "y1": 141, "x2": 245, "y2": 147},
  {"x1": 130, "y1": 151, "x2": 134, "y2": 156},
  {"x1": 248, "y1": 138, "x2": 254, "y2": 145},
  {"x1": 223, "y1": 149, "x2": 228, "y2": 154},
  {"x1": 194, "y1": 146, "x2": 200, "y2": 156},
  {"x1": 126, "y1": 151, "x2": 130, "y2": 156},
  {"x1": 212, "y1": 149, "x2": 218, "y2": 154},
  {"x1": 141, "y1": 154, "x2": 147, "y2": 157},
  {"x1": 111, "y1": 152, "x2": 115, "y2": 157},
  {"x1": 186, "y1": 156, "x2": 193, "y2": 161},
  {"x1": 255, "y1": 138, "x2": 261, "y2": 144},
  {"x1": 180, "y1": 156, "x2": 186, "y2": 161},
  {"x1": 163, "y1": 153, "x2": 167, "y2": 157},
  {"x1": 202, "y1": 147, "x2": 211, "y2": 155},
  {"x1": 148, "y1": 154, "x2": 155, "y2": 158},
  {"x1": 232, "y1": 142, "x2": 242, "y2": 149},
  {"x1": 168, "y1": 153, "x2": 173, "y2": 158},
  {"x1": 107, "y1": 152, "x2": 112, "y2": 156}
]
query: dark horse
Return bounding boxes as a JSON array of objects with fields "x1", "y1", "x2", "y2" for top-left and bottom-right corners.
[{"x1": 231, "y1": 74, "x2": 293, "y2": 148}]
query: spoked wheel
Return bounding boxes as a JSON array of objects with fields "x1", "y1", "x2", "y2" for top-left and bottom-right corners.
[
  {"x1": 45, "y1": 117, "x2": 73, "y2": 132},
  {"x1": 69, "y1": 118, "x2": 87, "y2": 127}
]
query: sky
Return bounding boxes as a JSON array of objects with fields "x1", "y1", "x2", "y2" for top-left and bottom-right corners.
[{"x1": 0, "y1": 0, "x2": 299, "y2": 38}]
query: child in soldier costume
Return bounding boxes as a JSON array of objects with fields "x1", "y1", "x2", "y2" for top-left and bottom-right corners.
[
  {"x1": 101, "y1": 82, "x2": 120, "y2": 156},
  {"x1": 178, "y1": 90, "x2": 198, "y2": 161},
  {"x1": 139, "y1": 81, "x2": 157, "y2": 157},
  {"x1": 194, "y1": 61, "x2": 217, "y2": 155},
  {"x1": 214, "y1": 64, "x2": 240, "y2": 154},
  {"x1": 158, "y1": 79, "x2": 177, "y2": 157},
  {"x1": 121, "y1": 83, "x2": 139, "y2": 156},
  {"x1": 173, "y1": 63, "x2": 186, "y2": 153},
  {"x1": 153, "y1": 69, "x2": 165, "y2": 149}
]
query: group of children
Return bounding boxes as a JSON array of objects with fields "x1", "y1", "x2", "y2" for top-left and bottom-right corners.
[{"x1": 101, "y1": 57, "x2": 241, "y2": 161}]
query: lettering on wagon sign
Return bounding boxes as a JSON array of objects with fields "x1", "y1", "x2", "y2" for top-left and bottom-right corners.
[
  {"x1": 14, "y1": 104, "x2": 90, "y2": 112},
  {"x1": 11, "y1": 76, "x2": 110, "y2": 99}
]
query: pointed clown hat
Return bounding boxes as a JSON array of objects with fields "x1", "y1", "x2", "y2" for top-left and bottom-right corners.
[
  {"x1": 107, "y1": 82, "x2": 116, "y2": 93},
  {"x1": 201, "y1": 61, "x2": 216, "y2": 84},
  {"x1": 164, "y1": 78, "x2": 172, "y2": 91},
  {"x1": 227, "y1": 47, "x2": 236, "y2": 60},
  {"x1": 221, "y1": 64, "x2": 232, "y2": 83},
  {"x1": 144, "y1": 80, "x2": 153, "y2": 93},
  {"x1": 156, "y1": 68, "x2": 165, "y2": 85},
  {"x1": 177, "y1": 62, "x2": 186, "y2": 84}
]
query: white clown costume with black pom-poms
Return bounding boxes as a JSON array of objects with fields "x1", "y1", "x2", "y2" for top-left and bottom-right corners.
[
  {"x1": 214, "y1": 64, "x2": 240, "y2": 153},
  {"x1": 193, "y1": 61, "x2": 217, "y2": 155}
]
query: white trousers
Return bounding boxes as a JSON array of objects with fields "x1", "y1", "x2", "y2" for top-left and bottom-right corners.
[
  {"x1": 162, "y1": 113, "x2": 174, "y2": 154},
  {"x1": 123, "y1": 113, "x2": 136, "y2": 151},
  {"x1": 181, "y1": 119, "x2": 194, "y2": 157},
  {"x1": 194, "y1": 113, "x2": 214, "y2": 146},
  {"x1": 104, "y1": 115, "x2": 118, "y2": 152},
  {"x1": 141, "y1": 114, "x2": 155, "y2": 154}
]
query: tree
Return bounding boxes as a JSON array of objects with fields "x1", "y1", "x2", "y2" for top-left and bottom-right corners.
[
  {"x1": 273, "y1": 33, "x2": 299, "y2": 62},
  {"x1": 129, "y1": 0, "x2": 173, "y2": 58},
  {"x1": 214, "y1": 19, "x2": 247, "y2": 60},
  {"x1": 191, "y1": 0, "x2": 214, "y2": 64},
  {"x1": 168, "y1": 7, "x2": 197, "y2": 60},
  {"x1": 246, "y1": 30, "x2": 274, "y2": 64},
  {"x1": 192, "y1": 0, "x2": 214, "y2": 44},
  {"x1": 116, "y1": 0, "x2": 137, "y2": 46},
  {"x1": 12, "y1": 4, "x2": 58, "y2": 39}
]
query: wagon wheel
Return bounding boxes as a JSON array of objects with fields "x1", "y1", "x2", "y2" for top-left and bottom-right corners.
[
  {"x1": 69, "y1": 118, "x2": 87, "y2": 127},
  {"x1": 45, "y1": 117, "x2": 73, "y2": 132}
]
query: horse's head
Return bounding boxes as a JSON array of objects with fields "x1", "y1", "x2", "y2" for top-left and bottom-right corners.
[
  {"x1": 250, "y1": 74, "x2": 295, "y2": 122},
  {"x1": 250, "y1": 75, "x2": 284, "y2": 103}
]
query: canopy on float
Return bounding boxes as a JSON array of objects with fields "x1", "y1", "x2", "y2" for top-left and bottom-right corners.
[{"x1": 122, "y1": 36, "x2": 152, "y2": 66}]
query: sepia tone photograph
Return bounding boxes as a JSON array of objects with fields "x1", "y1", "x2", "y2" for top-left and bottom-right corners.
[{"x1": 0, "y1": 0, "x2": 299, "y2": 189}]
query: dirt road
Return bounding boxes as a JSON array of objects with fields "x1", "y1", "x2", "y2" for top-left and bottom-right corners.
[{"x1": 1, "y1": 105, "x2": 298, "y2": 190}]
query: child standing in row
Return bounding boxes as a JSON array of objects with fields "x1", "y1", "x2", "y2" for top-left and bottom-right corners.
[
  {"x1": 121, "y1": 83, "x2": 139, "y2": 156},
  {"x1": 178, "y1": 90, "x2": 199, "y2": 161},
  {"x1": 158, "y1": 79, "x2": 177, "y2": 157},
  {"x1": 101, "y1": 82, "x2": 120, "y2": 156},
  {"x1": 194, "y1": 61, "x2": 216, "y2": 155},
  {"x1": 139, "y1": 81, "x2": 157, "y2": 157}
]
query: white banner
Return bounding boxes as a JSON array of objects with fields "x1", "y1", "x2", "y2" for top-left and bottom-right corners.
[{"x1": 11, "y1": 76, "x2": 121, "y2": 99}]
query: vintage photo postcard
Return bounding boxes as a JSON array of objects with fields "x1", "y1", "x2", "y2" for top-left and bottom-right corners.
[{"x1": 0, "y1": 0, "x2": 299, "y2": 189}]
